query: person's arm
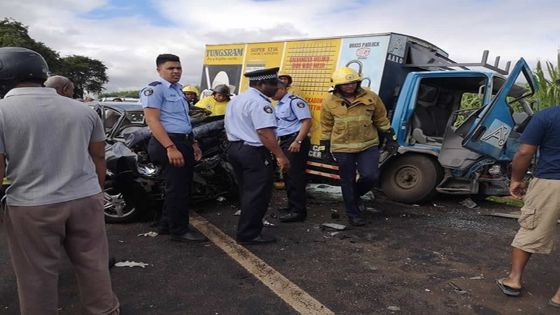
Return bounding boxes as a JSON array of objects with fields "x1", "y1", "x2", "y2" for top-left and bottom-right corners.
[
  {"x1": 509, "y1": 143, "x2": 537, "y2": 199},
  {"x1": 257, "y1": 128, "x2": 290, "y2": 172},
  {"x1": 143, "y1": 108, "x2": 184, "y2": 167},
  {"x1": 289, "y1": 118, "x2": 311, "y2": 153},
  {"x1": 88, "y1": 141, "x2": 106, "y2": 189}
]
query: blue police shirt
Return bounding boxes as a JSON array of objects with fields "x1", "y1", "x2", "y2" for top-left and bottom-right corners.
[
  {"x1": 225, "y1": 87, "x2": 277, "y2": 146},
  {"x1": 140, "y1": 78, "x2": 192, "y2": 134},
  {"x1": 275, "y1": 93, "x2": 311, "y2": 137},
  {"x1": 519, "y1": 105, "x2": 560, "y2": 179}
]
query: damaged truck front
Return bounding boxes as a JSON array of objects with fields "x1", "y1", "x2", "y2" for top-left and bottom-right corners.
[{"x1": 200, "y1": 33, "x2": 537, "y2": 203}]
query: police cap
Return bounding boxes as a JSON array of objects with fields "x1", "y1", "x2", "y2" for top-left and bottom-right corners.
[{"x1": 244, "y1": 67, "x2": 280, "y2": 81}]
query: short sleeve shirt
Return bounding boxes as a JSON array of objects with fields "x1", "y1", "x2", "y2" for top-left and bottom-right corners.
[
  {"x1": 520, "y1": 105, "x2": 560, "y2": 179},
  {"x1": 140, "y1": 79, "x2": 192, "y2": 134},
  {"x1": 224, "y1": 87, "x2": 277, "y2": 146},
  {"x1": 274, "y1": 93, "x2": 311, "y2": 137},
  {"x1": 0, "y1": 87, "x2": 105, "y2": 206}
]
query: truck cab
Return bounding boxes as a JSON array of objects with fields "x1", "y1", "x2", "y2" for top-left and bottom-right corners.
[{"x1": 381, "y1": 57, "x2": 536, "y2": 202}]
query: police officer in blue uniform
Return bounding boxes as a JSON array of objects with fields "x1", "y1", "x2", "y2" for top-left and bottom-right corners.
[
  {"x1": 140, "y1": 54, "x2": 207, "y2": 242},
  {"x1": 271, "y1": 82, "x2": 312, "y2": 222},
  {"x1": 225, "y1": 67, "x2": 290, "y2": 245}
]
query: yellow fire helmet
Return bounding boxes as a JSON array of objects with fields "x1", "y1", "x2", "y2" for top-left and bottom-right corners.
[
  {"x1": 182, "y1": 85, "x2": 200, "y2": 96},
  {"x1": 330, "y1": 67, "x2": 362, "y2": 86}
]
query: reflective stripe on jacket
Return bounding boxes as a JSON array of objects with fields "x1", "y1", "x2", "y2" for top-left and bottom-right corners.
[{"x1": 320, "y1": 88, "x2": 391, "y2": 153}]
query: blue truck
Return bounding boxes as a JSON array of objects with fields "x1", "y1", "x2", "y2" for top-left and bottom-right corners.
[{"x1": 201, "y1": 33, "x2": 537, "y2": 203}]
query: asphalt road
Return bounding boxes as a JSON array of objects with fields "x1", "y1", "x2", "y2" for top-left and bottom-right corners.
[{"x1": 1, "y1": 190, "x2": 560, "y2": 315}]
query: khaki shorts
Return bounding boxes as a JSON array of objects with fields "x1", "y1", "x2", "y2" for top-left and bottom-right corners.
[{"x1": 512, "y1": 177, "x2": 560, "y2": 254}]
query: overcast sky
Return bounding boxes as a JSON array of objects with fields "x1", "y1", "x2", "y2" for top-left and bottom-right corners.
[{"x1": 2, "y1": 0, "x2": 559, "y2": 93}]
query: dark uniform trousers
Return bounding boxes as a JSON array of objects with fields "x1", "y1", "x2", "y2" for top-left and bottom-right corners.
[
  {"x1": 279, "y1": 133, "x2": 310, "y2": 214},
  {"x1": 332, "y1": 146, "x2": 379, "y2": 219},
  {"x1": 148, "y1": 133, "x2": 194, "y2": 236},
  {"x1": 228, "y1": 141, "x2": 273, "y2": 240}
]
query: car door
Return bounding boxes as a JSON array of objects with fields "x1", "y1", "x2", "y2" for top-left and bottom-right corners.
[{"x1": 461, "y1": 58, "x2": 537, "y2": 160}]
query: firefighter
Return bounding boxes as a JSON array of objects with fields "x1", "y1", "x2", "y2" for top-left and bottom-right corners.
[
  {"x1": 194, "y1": 84, "x2": 230, "y2": 116},
  {"x1": 278, "y1": 70, "x2": 303, "y2": 98},
  {"x1": 320, "y1": 67, "x2": 398, "y2": 226},
  {"x1": 225, "y1": 67, "x2": 289, "y2": 245},
  {"x1": 182, "y1": 85, "x2": 200, "y2": 107}
]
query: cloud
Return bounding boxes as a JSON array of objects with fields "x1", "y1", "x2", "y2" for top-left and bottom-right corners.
[{"x1": 1, "y1": 0, "x2": 559, "y2": 93}]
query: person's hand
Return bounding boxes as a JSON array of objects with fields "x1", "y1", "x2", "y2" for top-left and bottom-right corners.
[
  {"x1": 166, "y1": 146, "x2": 185, "y2": 167},
  {"x1": 383, "y1": 138, "x2": 399, "y2": 155},
  {"x1": 193, "y1": 142, "x2": 202, "y2": 161},
  {"x1": 276, "y1": 155, "x2": 290, "y2": 173},
  {"x1": 509, "y1": 180, "x2": 527, "y2": 199},
  {"x1": 288, "y1": 141, "x2": 300, "y2": 153}
]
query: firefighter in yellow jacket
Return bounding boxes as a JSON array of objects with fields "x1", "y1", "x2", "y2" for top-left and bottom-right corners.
[
  {"x1": 320, "y1": 67, "x2": 398, "y2": 226},
  {"x1": 194, "y1": 84, "x2": 230, "y2": 116}
]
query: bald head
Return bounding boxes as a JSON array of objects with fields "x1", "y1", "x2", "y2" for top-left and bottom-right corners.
[{"x1": 45, "y1": 75, "x2": 74, "y2": 98}]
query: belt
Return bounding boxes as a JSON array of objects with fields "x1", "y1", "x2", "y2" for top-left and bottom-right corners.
[
  {"x1": 167, "y1": 133, "x2": 194, "y2": 143},
  {"x1": 278, "y1": 132, "x2": 297, "y2": 141}
]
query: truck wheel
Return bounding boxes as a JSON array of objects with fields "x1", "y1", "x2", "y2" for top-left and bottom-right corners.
[
  {"x1": 103, "y1": 181, "x2": 139, "y2": 223},
  {"x1": 381, "y1": 154, "x2": 442, "y2": 203}
]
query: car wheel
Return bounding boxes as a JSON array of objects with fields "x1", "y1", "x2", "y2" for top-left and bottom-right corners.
[
  {"x1": 381, "y1": 154, "x2": 442, "y2": 203},
  {"x1": 103, "y1": 184, "x2": 139, "y2": 223}
]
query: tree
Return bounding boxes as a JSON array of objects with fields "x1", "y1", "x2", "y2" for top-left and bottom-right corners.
[
  {"x1": 0, "y1": 18, "x2": 109, "y2": 98},
  {"x1": 60, "y1": 55, "x2": 108, "y2": 98},
  {"x1": 0, "y1": 18, "x2": 62, "y2": 72}
]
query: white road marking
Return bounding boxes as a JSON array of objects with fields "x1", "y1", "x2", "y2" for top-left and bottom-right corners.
[{"x1": 190, "y1": 213, "x2": 335, "y2": 315}]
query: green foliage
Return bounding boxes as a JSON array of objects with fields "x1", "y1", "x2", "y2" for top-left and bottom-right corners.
[
  {"x1": 100, "y1": 90, "x2": 140, "y2": 98},
  {"x1": 530, "y1": 53, "x2": 560, "y2": 111},
  {"x1": 0, "y1": 18, "x2": 108, "y2": 98},
  {"x1": 61, "y1": 55, "x2": 108, "y2": 98},
  {"x1": 0, "y1": 18, "x2": 62, "y2": 72}
]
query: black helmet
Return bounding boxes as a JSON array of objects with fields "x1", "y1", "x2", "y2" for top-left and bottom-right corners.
[
  {"x1": 0, "y1": 47, "x2": 49, "y2": 98},
  {"x1": 212, "y1": 84, "x2": 230, "y2": 96}
]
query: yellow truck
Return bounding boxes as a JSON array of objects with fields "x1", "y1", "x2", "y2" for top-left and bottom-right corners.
[{"x1": 200, "y1": 33, "x2": 536, "y2": 203}]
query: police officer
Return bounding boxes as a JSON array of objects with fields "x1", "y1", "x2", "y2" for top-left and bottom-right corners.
[
  {"x1": 140, "y1": 53, "x2": 206, "y2": 242},
  {"x1": 320, "y1": 67, "x2": 398, "y2": 226},
  {"x1": 278, "y1": 70, "x2": 303, "y2": 98},
  {"x1": 271, "y1": 81, "x2": 311, "y2": 222},
  {"x1": 225, "y1": 67, "x2": 290, "y2": 245}
]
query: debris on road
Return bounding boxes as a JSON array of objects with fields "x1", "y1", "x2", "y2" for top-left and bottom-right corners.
[
  {"x1": 469, "y1": 274, "x2": 484, "y2": 280},
  {"x1": 263, "y1": 219, "x2": 276, "y2": 227},
  {"x1": 216, "y1": 196, "x2": 226, "y2": 202},
  {"x1": 449, "y1": 281, "x2": 467, "y2": 294},
  {"x1": 320, "y1": 223, "x2": 347, "y2": 231},
  {"x1": 484, "y1": 212, "x2": 560, "y2": 224},
  {"x1": 459, "y1": 197, "x2": 478, "y2": 209},
  {"x1": 307, "y1": 184, "x2": 375, "y2": 202},
  {"x1": 387, "y1": 305, "x2": 401, "y2": 311},
  {"x1": 114, "y1": 261, "x2": 150, "y2": 268},
  {"x1": 234, "y1": 210, "x2": 241, "y2": 216},
  {"x1": 137, "y1": 231, "x2": 158, "y2": 237}
]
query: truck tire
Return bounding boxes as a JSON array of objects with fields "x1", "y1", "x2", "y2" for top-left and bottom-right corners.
[{"x1": 380, "y1": 154, "x2": 442, "y2": 203}]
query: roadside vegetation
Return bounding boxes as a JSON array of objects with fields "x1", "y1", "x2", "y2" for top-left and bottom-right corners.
[{"x1": 0, "y1": 18, "x2": 108, "y2": 98}]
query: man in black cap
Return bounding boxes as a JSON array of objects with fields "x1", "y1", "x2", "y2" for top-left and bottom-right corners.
[{"x1": 225, "y1": 67, "x2": 290, "y2": 245}]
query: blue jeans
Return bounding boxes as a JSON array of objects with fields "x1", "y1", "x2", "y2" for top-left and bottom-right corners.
[{"x1": 333, "y1": 146, "x2": 379, "y2": 218}]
